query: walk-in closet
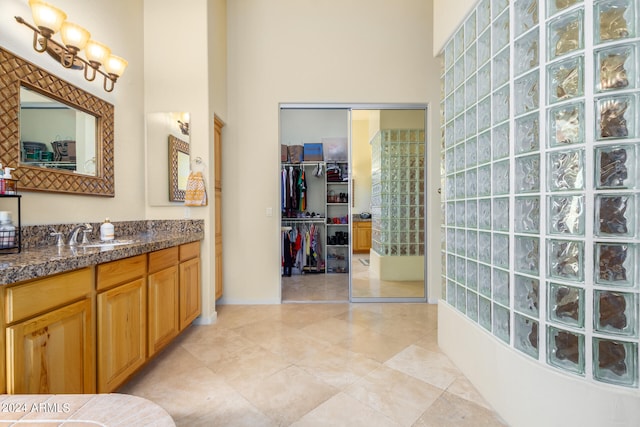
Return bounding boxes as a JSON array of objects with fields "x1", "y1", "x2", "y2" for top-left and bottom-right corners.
[{"x1": 280, "y1": 105, "x2": 429, "y2": 303}]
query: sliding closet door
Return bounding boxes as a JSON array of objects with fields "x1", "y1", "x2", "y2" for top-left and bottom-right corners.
[
  {"x1": 350, "y1": 108, "x2": 428, "y2": 302},
  {"x1": 280, "y1": 107, "x2": 350, "y2": 302}
]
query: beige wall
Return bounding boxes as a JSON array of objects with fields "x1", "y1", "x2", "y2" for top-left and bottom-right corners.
[
  {"x1": 142, "y1": 0, "x2": 219, "y2": 323},
  {"x1": 2, "y1": 0, "x2": 439, "y2": 307},
  {"x1": 210, "y1": 0, "x2": 228, "y2": 122},
  {"x1": 0, "y1": 0, "x2": 145, "y2": 224},
  {"x1": 351, "y1": 119, "x2": 372, "y2": 214},
  {"x1": 0, "y1": 0, "x2": 220, "y2": 323},
  {"x1": 224, "y1": 0, "x2": 442, "y2": 303},
  {"x1": 432, "y1": 0, "x2": 476, "y2": 55}
]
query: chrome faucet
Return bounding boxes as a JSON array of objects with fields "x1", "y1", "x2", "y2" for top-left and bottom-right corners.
[
  {"x1": 67, "y1": 223, "x2": 93, "y2": 246},
  {"x1": 49, "y1": 226, "x2": 64, "y2": 247}
]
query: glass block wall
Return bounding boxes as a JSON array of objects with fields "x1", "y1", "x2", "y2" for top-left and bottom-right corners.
[
  {"x1": 441, "y1": 0, "x2": 639, "y2": 388},
  {"x1": 371, "y1": 129, "x2": 426, "y2": 256}
]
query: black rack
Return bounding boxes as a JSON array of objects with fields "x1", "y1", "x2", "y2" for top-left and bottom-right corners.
[{"x1": 0, "y1": 194, "x2": 21, "y2": 254}]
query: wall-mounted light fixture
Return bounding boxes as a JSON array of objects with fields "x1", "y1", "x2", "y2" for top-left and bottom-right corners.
[
  {"x1": 15, "y1": 0, "x2": 127, "y2": 92},
  {"x1": 177, "y1": 113, "x2": 190, "y2": 136},
  {"x1": 177, "y1": 121, "x2": 190, "y2": 136}
]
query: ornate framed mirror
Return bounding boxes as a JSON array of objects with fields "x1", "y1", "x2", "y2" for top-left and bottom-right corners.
[
  {"x1": 0, "y1": 47, "x2": 114, "y2": 196},
  {"x1": 146, "y1": 112, "x2": 190, "y2": 206},
  {"x1": 168, "y1": 135, "x2": 189, "y2": 202}
]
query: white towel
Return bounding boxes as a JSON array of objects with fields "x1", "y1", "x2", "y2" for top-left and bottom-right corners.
[{"x1": 184, "y1": 171, "x2": 208, "y2": 206}]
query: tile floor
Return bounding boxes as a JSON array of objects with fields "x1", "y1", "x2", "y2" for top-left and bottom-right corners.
[
  {"x1": 281, "y1": 272, "x2": 349, "y2": 302},
  {"x1": 119, "y1": 303, "x2": 507, "y2": 426},
  {"x1": 351, "y1": 254, "x2": 425, "y2": 299},
  {"x1": 282, "y1": 254, "x2": 425, "y2": 302}
]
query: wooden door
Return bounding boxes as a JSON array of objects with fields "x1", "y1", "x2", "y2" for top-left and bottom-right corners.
[
  {"x1": 214, "y1": 115, "x2": 224, "y2": 299},
  {"x1": 148, "y1": 266, "x2": 179, "y2": 356},
  {"x1": 97, "y1": 278, "x2": 146, "y2": 393},
  {"x1": 6, "y1": 298, "x2": 94, "y2": 394},
  {"x1": 353, "y1": 222, "x2": 372, "y2": 253},
  {"x1": 179, "y1": 257, "x2": 201, "y2": 330}
]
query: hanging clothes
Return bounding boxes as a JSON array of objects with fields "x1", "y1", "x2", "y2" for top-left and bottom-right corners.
[
  {"x1": 298, "y1": 169, "x2": 307, "y2": 211},
  {"x1": 282, "y1": 231, "x2": 294, "y2": 276},
  {"x1": 281, "y1": 221, "x2": 325, "y2": 274},
  {"x1": 281, "y1": 165, "x2": 309, "y2": 217}
]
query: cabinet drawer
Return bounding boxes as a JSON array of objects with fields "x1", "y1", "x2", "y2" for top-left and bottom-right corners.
[
  {"x1": 180, "y1": 241, "x2": 200, "y2": 261},
  {"x1": 148, "y1": 247, "x2": 179, "y2": 274},
  {"x1": 97, "y1": 254, "x2": 146, "y2": 291},
  {"x1": 5, "y1": 268, "x2": 93, "y2": 324}
]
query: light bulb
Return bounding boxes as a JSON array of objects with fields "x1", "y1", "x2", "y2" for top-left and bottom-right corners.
[
  {"x1": 104, "y1": 54, "x2": 128, "y2": 77},
  {"x1": 29, "y1": 0, "x2": 66, "y2": 36},
  {"x1": 60, "y1": 21, "x2": 91, "y2": 52}
]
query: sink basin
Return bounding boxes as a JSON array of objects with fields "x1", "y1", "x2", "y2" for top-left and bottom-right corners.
[{"x1": 80, "y1": 239, "x2": 135, "y2": 248}]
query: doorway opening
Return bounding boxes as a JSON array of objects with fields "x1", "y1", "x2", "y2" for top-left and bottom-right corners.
[{"x1": 280, "y1": 104, "x2": 428, "y2": 303}]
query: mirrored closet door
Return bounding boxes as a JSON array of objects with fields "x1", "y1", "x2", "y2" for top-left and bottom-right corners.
[{"x1": 351, "y1": 108, "x2": 427, "y2": 301}]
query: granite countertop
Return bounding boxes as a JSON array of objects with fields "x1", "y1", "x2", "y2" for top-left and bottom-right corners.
[{"x1": 0, "y1": 220, "x2": 204, "y2": 285}]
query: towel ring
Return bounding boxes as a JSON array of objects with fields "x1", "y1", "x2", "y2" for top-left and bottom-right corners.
[{"x1": 191, "y1": 156, "x2": 206, "y2": 172}]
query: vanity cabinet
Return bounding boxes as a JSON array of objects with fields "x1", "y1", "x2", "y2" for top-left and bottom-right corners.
[
  {"x1": 1, "y1": 240, "x2": 201, "y2": 394},
  {"x1": 4, "y1": 268, "x2": 95, "y2": 394},
  {"x1": 353, "y1": 221, "x2": 372, "y2": 254},
  {"x1": 96, "y1": 255, "x2": 147, "y2": 393},
  {"x1": 147, "y1": 247, "x2": 180, "y2": 357},
  {"x1": 179, "y1": 242, "x2": 201, "y2": 330}
]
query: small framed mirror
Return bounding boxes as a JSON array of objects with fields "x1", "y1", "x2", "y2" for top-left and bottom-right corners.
[
  {"x1": 146, "y1": 112, "x2": 191, "y2": 205},
  {"x1": 0, "y1": 47, "x2": 114, "y2": 196}
]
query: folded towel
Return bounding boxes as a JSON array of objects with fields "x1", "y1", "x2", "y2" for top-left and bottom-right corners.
[{"x1": 184, "y1": 171, "x2": 208, "y2": 206}]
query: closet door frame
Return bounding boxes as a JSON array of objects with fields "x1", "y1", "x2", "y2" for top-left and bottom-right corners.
[{"x1": 279, "y1": 103, "x2": 430, "y2": 304}]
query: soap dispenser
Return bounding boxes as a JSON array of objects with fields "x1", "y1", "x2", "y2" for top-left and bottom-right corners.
[
  {"x1": 100, "y1": 218, "x2": 114, "y2": 241},
  {"x1": 3, "y1": 167, "x2": 16, "y2": 195}
]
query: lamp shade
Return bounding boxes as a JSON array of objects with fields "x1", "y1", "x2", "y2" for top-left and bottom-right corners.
[
  {"x1": 85, "y1": 40, "x2": 111, "y2": 65},
  {"x1": 29, "y1": 0, "x2": 66, "y2": 34},
  {"x1": 104, "y1": 54, "x2": 128, "y2": 77},
  {"x1": 60, "y1": 22, "x2": 91, "y2": 51}
]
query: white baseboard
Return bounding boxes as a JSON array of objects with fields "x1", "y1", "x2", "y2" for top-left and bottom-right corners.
[
  {"x1": 216, "y1": 297, "x2": 282, "y2": 305},
  {"x1": 193, "y1": 312, "x2": 217, "y2": 325}
]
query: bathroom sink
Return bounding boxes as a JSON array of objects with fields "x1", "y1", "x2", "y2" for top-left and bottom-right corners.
[{"x1": 80, "y1": 239, "x2": 135, "y2": 248}]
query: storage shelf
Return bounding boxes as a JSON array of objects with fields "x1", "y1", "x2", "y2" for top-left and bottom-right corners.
[
  {"x1": 0, "y1": 194, "x2": 21, "y2": 254},
  {"x1": 281, "y1": 161, "x2": 326, "y2": 167},
  {"x1": 281, "y1": 148, "x2": 349, "y2": 277},
  {"x1": 281, "y1": 218, "x2": 326, "y2": 222}
]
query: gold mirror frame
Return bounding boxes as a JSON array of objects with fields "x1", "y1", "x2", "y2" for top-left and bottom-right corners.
[
  {"x1": 0, "y1": 47, "x2": 114, "y2": 196},
  {"x1": 168, "y1": 135, "x2": 189, "y2": 202}
]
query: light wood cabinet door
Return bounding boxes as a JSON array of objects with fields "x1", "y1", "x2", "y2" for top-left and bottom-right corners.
[
  {"x1": 148, "y1": 266, "x2": 179, "y2": 357},
  {"x1": 353, "y1": 222, "x2": 372, "y2": 253},
  {"x1": 6, "y1": 298, "x2": 94, "y2": 394},
  {"x1": 179, "y1": 257, "x2": 201, "y2": 330},
  {"x1": 97, "y1": 278, "x2": 146, "y2": 393}
]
